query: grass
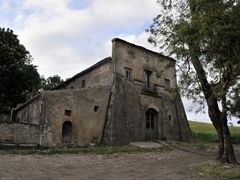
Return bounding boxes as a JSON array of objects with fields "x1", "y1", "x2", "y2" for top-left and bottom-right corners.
[
  {"x1": 193, "y1": 160, "x2": 240, "y2": 180},
  {"x1": 0, "y1": 144, "x2": 172, "y2": 156},
  {"x1": 189, "y1": 120, "x2": 240, "y2": 144}
]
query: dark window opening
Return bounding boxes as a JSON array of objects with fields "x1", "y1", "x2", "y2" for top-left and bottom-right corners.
[
  {"x1": 165, "y1": 79, "x2": 170, "y2": 90},
  {"x1": 125, "y1": 68, "x2": 132, "y2": 79},
  {"x1": 65, "y1": 110, "x2": 72, "y2": 116},
  {"x1": 82, "y1": 80, "x2": 85, "y2": 88},
  {"x1": 145, "y1": 70, "x2": 152, "y2": 88},
  {"x1": 94, "y1": 106, "x2": 99, "y2": 112},
  {"x1": 169, "y1": 115, "x2": 172, "y2": 120},
  {"x1": 70, "y1": 86, "x2": 74, "y2": 89}
]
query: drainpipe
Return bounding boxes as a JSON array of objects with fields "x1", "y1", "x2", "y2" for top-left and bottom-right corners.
[
  {"x1": 10, "y1": 108, "x2": 17, "y2": 122},
  {"x1": 39, "y1": 97, "x2": 46, "y2": 146}
]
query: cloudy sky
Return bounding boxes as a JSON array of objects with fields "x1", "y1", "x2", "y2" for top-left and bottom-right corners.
[{"x1": 2, "y1": 0, "x2": 238, "y2": 125}]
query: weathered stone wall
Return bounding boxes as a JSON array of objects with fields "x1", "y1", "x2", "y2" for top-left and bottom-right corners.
[
  {"x1": 14, "y1": 95, "x2": 43, "y2": 125},
  {"x1": 0, "y1": 122, "x2": 39, "y2": 144},
  {"x1": 103, "y1": 38, "x2": 193, "y2": 144},
  {"x1": 40, "y1": 87, "x2": 111, "y2": 147},
  {"x1": 0, "y1": 114, "x2": 10, "y2": 122},
  {"x1": 112, "y1": 38, "x2": 177, "y2": 89},
  {"x1": 57, "y1": 60, "x2": 113, "y2": 90},
  {"x1": 103, "y1": 75, "x2": 145, "y2": 145}
]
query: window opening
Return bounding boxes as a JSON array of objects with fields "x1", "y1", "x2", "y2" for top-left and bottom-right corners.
[
  {"x1": 94, "y1": 106, "x2": 99, "y2": 112},
  {"x1": 125, "y1": 68, "x2": 132, "y2": 79},
  {"x1": 164, "y1": 79, "x2": 170, "y2": 90},
  {"x1": 169, "y1": 115, "x2": 172, "y2": 120},
  {"x1": 65, "y1": 110, "x2": 72, "y2": 116},
  {"x1": 82, "y1": 80, "x2": 85, "y2": 88},
  {"x1": 145, "y1": 70, "x2": 152, "y2": 88}
]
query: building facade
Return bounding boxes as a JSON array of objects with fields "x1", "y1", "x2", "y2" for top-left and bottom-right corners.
[{"x1": 0, "y1": 38, "x2": 193, "y2": 147}]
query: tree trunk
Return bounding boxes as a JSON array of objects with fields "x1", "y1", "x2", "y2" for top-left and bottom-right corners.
[{"x1": 208, "y1": 102, "x2": 239, "y2": 164}]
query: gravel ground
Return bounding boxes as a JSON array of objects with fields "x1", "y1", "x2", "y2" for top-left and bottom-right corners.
[{"x1": 0, "y1": 141, "x2": 239, "y2": 180}]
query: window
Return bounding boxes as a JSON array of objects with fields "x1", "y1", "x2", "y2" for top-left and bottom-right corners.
[
  {"x1": 169, "y1": 115, "x2": 172, "y2": 120},
  {"x1": 65, "y1": 110, "x2": 72, "y2": 116},
  {"x1": 125, "y1": 68, "x2": 132, "y2": 80},
  {"x1": 164, "y1": 79, "x2": 170, "y2": 90},
  {"x1": 82, "y1": 80, "x2": 85, "y2": 88},
  {"x1": 145, "y1": 70, "x2": 152, "y2": 88},
  {"x1": 94, "y1": 106, "x2": 99, "y2": 112}
]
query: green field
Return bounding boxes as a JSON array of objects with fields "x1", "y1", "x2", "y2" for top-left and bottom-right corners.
[{"x1": 188, "y1": 120, "x2": 240, "y2": 144}]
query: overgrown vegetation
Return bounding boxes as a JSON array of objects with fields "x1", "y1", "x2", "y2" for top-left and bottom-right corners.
[
  {"x1": 193, "y1": 160, "x2": 240, "y2": 180},
  {"x1": 148, "y1": 0, "x2": 240, "y2": 163},
  {"x1": 189, "y1": 121, "x2": 240, "y2": 144},
  {"x1": 0, "y1": 144, "x2": 172, "y2": 156}
]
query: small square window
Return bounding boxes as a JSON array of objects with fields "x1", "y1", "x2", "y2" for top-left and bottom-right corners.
[
  {"x1": 125, "y1": 68, "x2": 132, "y2": 80},
  {"x1": 65, "y1": 110, "x2": 72, "y2": 116},
  {"x1": 164, "y1": 79, "x2": 170, "y2": 90},
  {"x1": 94, "y1": 106, "x2": 99, "y2": 112},
  {"x1": 82, "y1": 80, "x2": 85, "y2": 88}
]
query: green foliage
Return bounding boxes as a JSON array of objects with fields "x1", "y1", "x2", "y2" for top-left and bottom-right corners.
[
  {"x1": 147, "y1": 0, "x2": 240, "y2": 117},
  {"x1": 0, "y1": 27, "x2": 40, "y2": 113},
  {"x1": 189, "y1": 121, "x2": 240, "y2": 144},
  {"x1": 0, "y1": 144, "x2": 172, "y2": 156},
  {"x1": 40, "y1": 75, "x2": 64, "y2": 91}
]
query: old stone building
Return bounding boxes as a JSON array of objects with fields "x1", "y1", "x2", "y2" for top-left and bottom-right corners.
[{"x1": 0, "y1": 38, "x2": 193, "y2": 147}]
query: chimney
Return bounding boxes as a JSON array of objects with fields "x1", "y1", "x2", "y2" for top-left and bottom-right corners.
[{"x1": 31, "y1": 84, "x2": 37, "y2": 98}]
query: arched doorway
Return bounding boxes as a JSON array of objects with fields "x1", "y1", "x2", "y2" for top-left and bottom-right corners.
[
  {"x1": 62, "y1": 121, "x2": 72, "y2": 144},
  {"x1": 145, "y1": 108, "x2": 158, "y2": 140}
]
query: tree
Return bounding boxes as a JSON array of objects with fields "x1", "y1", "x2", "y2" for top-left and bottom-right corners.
[
  {"x1": 0, "y1": 27, "x2": 41, "y2": 113},
  {"x1": 40, "y1": 75, "x2": 64, "y2": 91},
  {"x1": 147, "y1": 0, "x2": 240, "y2": 164}
]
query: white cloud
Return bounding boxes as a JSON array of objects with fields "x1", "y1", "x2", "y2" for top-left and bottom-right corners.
[
  {"x1": 1, "y1": 0, "x2": 159, "y2": 79},
  {"x1": 2, "y1": 0, "x2": 239, "y2": 125}
]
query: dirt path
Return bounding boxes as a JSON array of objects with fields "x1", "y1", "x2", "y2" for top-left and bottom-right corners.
[{"x1": 0, "y1": 142, "x2": 239, "y2": 180}]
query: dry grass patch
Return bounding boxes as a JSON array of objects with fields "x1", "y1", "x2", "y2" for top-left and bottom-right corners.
[{"x1": 193, "y1": 160, "x2": 240, "y2": 180}]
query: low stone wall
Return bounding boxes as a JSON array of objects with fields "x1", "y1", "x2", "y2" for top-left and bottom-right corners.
[
  {"x1": 0, "y1": 114, "x2": 10, "y2": 122},
  {"x1": 0, "y1": 122, "x2": 39, "y2": 144}
]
